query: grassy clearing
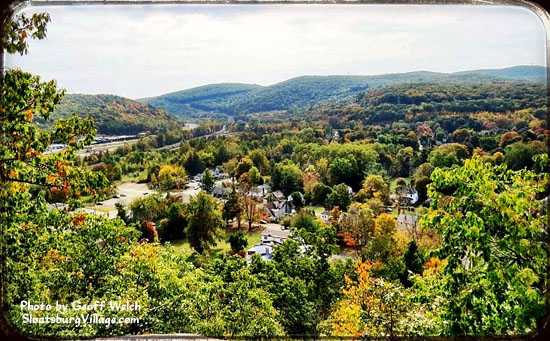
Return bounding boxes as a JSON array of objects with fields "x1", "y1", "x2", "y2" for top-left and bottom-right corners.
[
  {"x1": 305, "y1": 206, "x2": 325, "y2": 215},
  {"x1": 167, "y1": 228, "x2": 263, "y2": 260}
]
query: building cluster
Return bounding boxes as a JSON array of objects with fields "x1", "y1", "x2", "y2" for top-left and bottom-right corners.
[{"x1": 246, "y1": 228, "x2": 290, "y2": 261}]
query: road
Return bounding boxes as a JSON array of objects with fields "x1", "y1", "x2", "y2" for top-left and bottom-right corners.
[{"x1": 158, "y1": 125, "x2": 228, "y2": 151}]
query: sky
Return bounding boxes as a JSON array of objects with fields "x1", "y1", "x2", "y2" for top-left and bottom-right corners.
[{"x1": 4, "y1": 4, "x2": 547, "y2": 99}]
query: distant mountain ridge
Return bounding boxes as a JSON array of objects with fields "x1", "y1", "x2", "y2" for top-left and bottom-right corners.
[
  {"x1": 47, "y1": 94, "x2": 181, "y2": 135},
  {"x1": 138, "y1": 83, "x2": 263, "y2": 118},
  {"x1": 137, "y1": 65, "x2": 547, "y2": 118}
]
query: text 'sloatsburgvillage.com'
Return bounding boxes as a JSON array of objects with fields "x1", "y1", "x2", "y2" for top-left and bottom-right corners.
[{"x1": 19, "y1": 300, "x2": 141, "y2": 327}]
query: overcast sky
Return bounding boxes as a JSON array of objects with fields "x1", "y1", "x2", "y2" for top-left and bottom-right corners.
[{"x1": 4, "y1": 4, "x2": 547, "y2": 99}]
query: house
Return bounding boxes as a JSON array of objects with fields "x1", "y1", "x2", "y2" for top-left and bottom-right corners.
[
  {"x1": 345, "y1": 185, "x2": 354, "y2": 196},
  {"x1": 209, "y1": 167, "x2": 228, "y2": 180},
  {"x1": 398, "y1": 186, "x2": 419, "y2": 206},
  {"x1": 211, "y1": 186, "x2": 231, "y2": 199},
  {"x1": 215, "y1": 172, "x2": 229, "y2": 180},
  {"x1": 247, "y1": 229, "x2": 290, "y2": 261},
  {"x1": 265, "y1": 200, "x2": 292, "y2": 221},
  {"x1": 192, "y1": 173, "x2": 202, "y2": 182},
  {"x1": 266, "y1": 190, "x2": 285, "y2": 202},
  {"x1": 247, "y1": 243, "x2": 275, "y2": 261},
  {"x1": 319, "y1": 210, "x2": 332, "y2": 224},
  {"x1": 250, "y1": 184, "x2": 271, "y2": 198},
  {"x1": 260, "y1": 229, "x2": 290, "y2": 244}
]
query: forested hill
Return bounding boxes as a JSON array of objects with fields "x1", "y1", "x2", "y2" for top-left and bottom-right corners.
[
  {"x1": 137, "y1": 65, "x2": 547, "y2": 118},
  {"x1": 45, "y1": 94, "x2": 181, "y2": 135},
  {"x1": 138, "y1": 83, "x2": 263, "y2": 118},
  {"x1": 453, "y1": 65, "x2": 547, "y2": 82},
  {"x1": 307, "y1": 82, "x2": 547, "y2": 128}
]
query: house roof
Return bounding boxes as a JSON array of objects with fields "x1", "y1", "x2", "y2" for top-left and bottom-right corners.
[
  {"x1": 271, "y1": 190, "x2": 285, "y2": 199},
  {"x1": 262, "y1": 229, "x2": 290, "y2": 239},
  {"x1": 211, "y1": 186, "x2": 230, "y2": 195},
  {"x1": 266, "y1": 200, "x2": 287, "y2": 210}
]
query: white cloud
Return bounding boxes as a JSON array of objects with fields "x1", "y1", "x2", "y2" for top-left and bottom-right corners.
[{"x1": 4, "y1": 4, "x2": 546, "y2": 98}]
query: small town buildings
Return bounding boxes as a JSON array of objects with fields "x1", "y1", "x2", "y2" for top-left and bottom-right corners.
[
  {"x1": 247, "y1": 228, "x2": 290, "y2": 261},
  {"x1": 250, "y1": 183, "x2": 271, "y2": 198},
  {"x1": 266, "y1": 190, "x2": 285, "y2": 202},
  {"x1": 319, "y1": 210, "x2": 332, "y2": 224},
  {"x1": 211, "y1": 186, "x2": 231, "y2": 199},
  {"x1": 265, "y1": 200, "x2": 292, "y2": 222},
  {"x1": 209, "y1": 167, "x2": 228, "y2": 180},
  {"x1": 397, "y1": 186, "x2": 419, "y2": 206}
]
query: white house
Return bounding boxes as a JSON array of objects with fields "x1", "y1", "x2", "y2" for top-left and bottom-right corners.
[
  {"x1": 402, "y1": 187, "x2": 419, "y2": 205},
  {"x1": 319, "y1": 211, "x2": 332, "y2": 224},
  {"x1": 247, "y1": 229, "x2": 290, "y2": 261},
  {"x1": 247, "y1": 243, "x2": 275, "y2": 260},
  {"x1": 260, "y1": 229, "x2": 289, "y2": 244}
]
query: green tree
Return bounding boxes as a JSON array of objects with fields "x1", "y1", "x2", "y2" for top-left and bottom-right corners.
[
  {"x1": 200, "y1": 168, "x2": 215, "y2": 192},
  {"x1": 290, "y1": 191, "x2": 304, "y2": 211},
  {"x1": 222, "y1": 185, "x2": 242, "y2": 228},
  {"x1": 355, "y1": 174, "x2": 390, "y2": 204},
  {"x1": 504, "y1": 141, "x2": 541, "y2": 170},
  {"x1": 396, "y1": 146, "x2": 415, "y2": 177},
  {"x1": 248, "y1": 149, "x2": 270, "y2": 174},
  {"x1": 158, "y1": 202, "x2": 187, "y2": 242},
  {"x1": 272, "y1": 163, "x2": 303, "y2": 196},
  {"x1": 401, "y1": 240, "x2": 424, "y2": 287},
  {"x1": 186, "y1": 191, "x2": 224, "y2": 254},
  {"x1": 182, "y1": 149, "x2": 204, "y2": 175},
  {"x1": 247, "y1": 166, "x2": 261, "y2": 185},
  {"x1": 229, "y1": 231, "x2": 248, "y2": 252},
  {"x1": 429, "y1": 143, "x2": 470, "y2": 169},
  {"x1": 339, "y1": 202, "x2": 375, "y2": 246},
  {"x1": 115, "y1": 202, "x2": 130, "y2": 224},
  {"x1": 326, "y1": 183, "x2": 351, "y2": 211},
  {"x1": 414, "y1": 176, "x2": 431, "y2": 203},
  {"x1": 423, "y1": 156, "x2": 547, "y2": 335},
  {"x1": 311, "y1": 182, "x2": 332, "y2": 206}
]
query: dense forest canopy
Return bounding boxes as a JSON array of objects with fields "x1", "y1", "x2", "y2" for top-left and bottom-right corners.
[
  {"x1": 138, "y1": 66, "x2": 547, "y2": 119},
  {"x1": 46, "y1": 94, "x2": 182, "y2": 135}
]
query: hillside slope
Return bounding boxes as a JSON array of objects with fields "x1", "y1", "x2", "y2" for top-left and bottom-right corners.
[
  {"x1": 46, "y1": 94, "x2": 181, "y2": 135},
  {"x1": 453, "y1": 65, "x2": 547, "y2": 83},
  {"x1": 139, "y1": 83, "x2": 263, "y2": 117},
  {"x1": 139, "y1": 66, "x2": 546, "y2": 118}
]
